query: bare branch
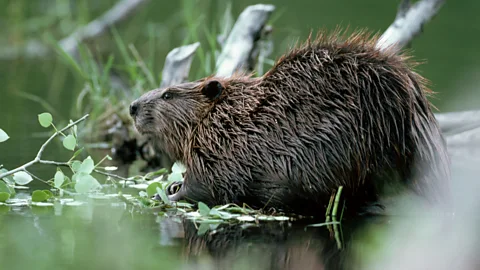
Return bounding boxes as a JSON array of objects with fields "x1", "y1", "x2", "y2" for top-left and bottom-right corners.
[
  {"x1": 435, "y1": 110, "x2": 480, "y2": 135},
  {"x1": 0, "y1": 0, "x2": 150, "y2": 60},
  {"x1": 0, "y1": 114, "x2": 89, "y2": 180},
  {"x1": 376, "y1": 0, "x2": 446, "y2": 50},
  {"x1": 60, "y1": 0, "x2": 150, "y2": 56},
  {"x1": 215, "y1": 4, "x2": 275, "y2": 77},
  {"x1": 160, "y1": 42, "x2": 201, "y2": 88}
]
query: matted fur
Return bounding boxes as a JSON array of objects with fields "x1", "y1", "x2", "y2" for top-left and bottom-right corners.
[{"x1": 131, "y1": 29, "x2": 451, "y2": 216}]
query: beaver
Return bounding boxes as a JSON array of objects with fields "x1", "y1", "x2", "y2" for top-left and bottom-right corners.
[{"x1": 129, "y1": 29, "x2": 451, "y2": 217}]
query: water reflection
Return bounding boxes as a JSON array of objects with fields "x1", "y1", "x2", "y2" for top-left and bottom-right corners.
[{"x1": 1, "y1": 194, "x2": 479, "y2": 270}]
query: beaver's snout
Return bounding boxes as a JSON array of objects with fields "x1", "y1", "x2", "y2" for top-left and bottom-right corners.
[{"x1": 129, "y1": 101, "x2": 139, "y2": 117}]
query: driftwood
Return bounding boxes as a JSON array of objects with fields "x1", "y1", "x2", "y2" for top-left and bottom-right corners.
[
  {"x1": 160, "y1": 42, "x2": 201, "y2": 88},
  {"x1": 376, "y1": 0, "x2": 446, "y2": 51},
  {"x1": 435, "y1": 110, "x2": 480, "y2": 135},
  {"x1": 215, "y1": 4, "x2": 275, "y2": 77},
  {"x1": 0, "y1": 0, "x2": 150, "y2": 60}
]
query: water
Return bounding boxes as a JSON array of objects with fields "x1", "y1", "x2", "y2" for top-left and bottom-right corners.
[{"x1": 1, "y1": 0, "x2": 480, "y2": 269}]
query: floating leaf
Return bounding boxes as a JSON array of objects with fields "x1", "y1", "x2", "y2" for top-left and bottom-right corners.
[
  {"x1": 71, "y1": 161, "x2": 82, "y2": 172},
  {"x1": 32, "y1": 190, "x2": 49, "y2": 202},
  {"x1": 38, "y1": 113, "x2": 53, "y2": 128},
  {"x1": 54, "y1": 170, "x2": 65, "y2": 188},
  {"x1": 42, "y1": 190, "x2": 54, "y2": 199},
  {"x1": 13, "y1": 171, "x2": 33, "y2": 185},
  {"x1": 74, "y1": 173, "x2": 101, "y2": 193},
  {"x1": 79, "y1": 156, "x2": 94, "y2": 174},
  {"x1": 0, "y1": 181, "x2": 12, "y2": 194},
  {"x1": 0, "y1": 192, "x2": 10, "y2": 202},
  {"x1": 171, "y1": 161, "x2": 187, "y2": 173},
  {"x1": 156, "y1": 187, "x2": 170, "y2": 205},
  {"x1": 146, "y1": 182, "x2": 162, "y2": 197},
  {"x1": 198, "y1": 202, "x2": 210, "y2": 216},
  {"x1": 63, "y1": 135, "x2": 76, "y2": 151},
  {"x1": 0, "y1": 128, "x2": 9, "y2": 143}
]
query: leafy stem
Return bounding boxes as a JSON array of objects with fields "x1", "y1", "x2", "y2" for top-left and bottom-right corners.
[{"x1": 0, "y1": 114, "x2": 89, "y2": 180}]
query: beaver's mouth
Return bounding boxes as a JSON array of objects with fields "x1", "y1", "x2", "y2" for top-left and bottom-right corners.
[{"x1": 132, "y1": 120, "x2": 154, "y2": 136}]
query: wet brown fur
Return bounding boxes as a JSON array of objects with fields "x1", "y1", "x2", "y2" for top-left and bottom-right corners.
[{"x1": 131, "y1": 28, "x2": 451, "y2": 216}]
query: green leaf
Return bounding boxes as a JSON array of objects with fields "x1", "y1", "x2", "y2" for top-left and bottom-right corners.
[
  {"x1": 0, "y1": 192, "x2": 10, "y2": 202},
  {"x1": 63, "y1": 135, "x2": 76, "y2": 151},
  {"x1": 74, "y1": 173, "x2": 101, "y2": 193},
  {"x1": 42, "y1": 190, "x2": 54, "y2": 199},
  {"x1": 38, "y1": 112, "x2": 53, "y2": 128},
  {"x1": 0, "y1": 169, "x2": 14, "y2": 185},
  {"x1": 167, "y1": 172, "x2": 184, "y2": 183},
  {"x1": 197, "y1": 223, "x2": 210, "y2": 236},
  {"x1": 156, "y1": 187, "x2": 170, "y2": 205},
  {"x1": 198, "y1": 202, "x2": 210, "y2": 216},
  {"x1": 78, "y1": 156, "x2": 94, "y2": 174},
  {"x1": 13, "y1": 171, "x2": 33, "y2": 185},
  {"x1": 0, "y1": 181, "x2": 12, "y2": 194},
  {"x1": 32, "y1": 190, "x2": 49, "y2": 202},
  {"x1": 171, "y1": 161, "x2": 187, "y2": 173},
  {"x1": 146, "y1": 182, "x2": 162, "y2": 197},
  {"x1": 72, "y1": 173, "x2": 78, "y2": 182},
  {"x1": 54, "y1": 170, "x2": 65, "y2": 188},
  {"x1": 70, "y1": 147, "x2": 84, "y2": 160},
  {"x1": 71, "y1": 161, "x2": 82, "y2": 172},
  {"x1": 0, "y1": 128, "x2": 9, "y2": 143}
]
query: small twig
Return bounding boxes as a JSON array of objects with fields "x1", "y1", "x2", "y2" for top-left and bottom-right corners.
[
  {"x1": 39, "y1": 160, "x2": 70, "y2": 166},
  {"x1": 332, "y1": 186, "x2": 343, "y2": 219},
  {"x1": 0, "y1": 114, "x2": 89, "y2": 180},
  {"x1": 376, "y1": 0, "x2": 446, "y2": 51},
  {"x1": 93, "y1": 169, "x2": 130, "y2": 182},
  {"x1": 29, "y1": 159, "x2": 131, "y2": 182}
]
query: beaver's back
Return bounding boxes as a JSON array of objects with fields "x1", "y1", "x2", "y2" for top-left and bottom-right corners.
[{"x1": 186, "y1": 30, "x2": 450, "y2": 215}]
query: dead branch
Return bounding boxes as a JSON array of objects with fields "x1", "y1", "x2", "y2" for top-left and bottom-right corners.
[
  {"x1": 0, "y1": 0, "x2": 150, "y2": 60},
  {"x1": 376, "y1": 0, "x2": 446, "y2": 51},
  {"x1": 435, "y1": 110, "x2": 480, "y2": 135},
  {"x1": 215, "y1": 4, "x2": 275, "y2": 77},
  {"x1": 160, "y1": 42, "x2": 201, "y2": 88}
]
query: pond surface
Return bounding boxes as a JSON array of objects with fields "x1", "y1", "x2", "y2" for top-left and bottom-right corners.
[
  {"x1": 1, "y1": 190, "x2": 477, "y2": 270},
  {"x1": 1, "y1": 0, "x2": 480, "y2": 269}
]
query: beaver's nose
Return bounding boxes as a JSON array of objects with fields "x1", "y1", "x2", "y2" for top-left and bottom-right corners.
[{"x1": 129, "y1": 102, "x2": 139, "y2": 117}]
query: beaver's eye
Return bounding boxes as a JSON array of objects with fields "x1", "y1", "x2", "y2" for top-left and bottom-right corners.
[{"x1": 161, "y1": 92, "x2": 173, "y2": 100}]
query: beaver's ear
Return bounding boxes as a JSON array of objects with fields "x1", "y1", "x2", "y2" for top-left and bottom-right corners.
[{"x1": 201, "y1": 80, "x2": 224, "y2": 101}]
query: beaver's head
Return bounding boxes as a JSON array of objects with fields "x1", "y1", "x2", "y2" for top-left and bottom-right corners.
[{"x1": 129, "y1": 78, "x2": 225, "y2": 160}]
